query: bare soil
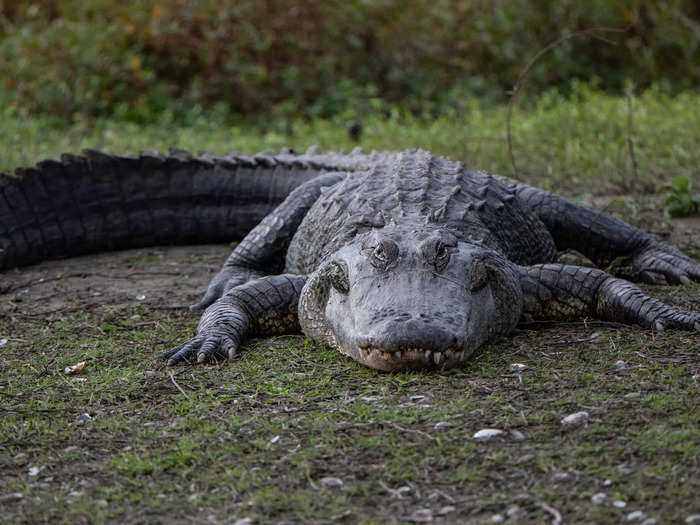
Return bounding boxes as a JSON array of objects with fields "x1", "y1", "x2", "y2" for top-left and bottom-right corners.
[{"x1": 1, "y1": 245, "x2": 231, "y2": 316}]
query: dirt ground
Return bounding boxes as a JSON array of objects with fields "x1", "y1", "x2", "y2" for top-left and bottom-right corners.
[
  {"x1": 0, "y1": 244, "x2": 231, "y2": 316},
  {"x1": 0, "y1": 201, "x2": 699, "y2": 524}
]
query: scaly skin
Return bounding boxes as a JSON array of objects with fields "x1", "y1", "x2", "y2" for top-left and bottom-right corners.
[
  {"x1": 165, "y1": 149, "x2": 699, "y2": 370},
  {"x1": 1, "y1": 148, "x2": 698, "y2": 371}
]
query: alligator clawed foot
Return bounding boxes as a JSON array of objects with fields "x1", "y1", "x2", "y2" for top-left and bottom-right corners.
[
  {"x1": 626, "y1": 244, "x2": 700, "y2": 286},
  {"x1": 161, "y1": 334, "x2": 237, "y2": 365}
]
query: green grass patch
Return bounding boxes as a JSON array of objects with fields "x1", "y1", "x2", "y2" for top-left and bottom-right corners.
[
  {"x1": 2, "y1": 306, "x2": 697, "y2": 522},
  {"x1": 2, "y1": 86, "x2": 699, "y2": 197}
]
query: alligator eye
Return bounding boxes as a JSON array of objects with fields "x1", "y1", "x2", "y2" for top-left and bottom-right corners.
[
  {"x1": 373, "y1": 245, "x2": 388, "y2": 262},
  {"x1": 434, "y1": 242, "x2": 451, "y2": 271},
  {"x1": 469, "y1": 258, "x2": 490, "y2": 291},
  {"x1": 368, "y1": 239, "x2": 398, "y2": 269},
  {"x1": 329, "y1": 261, "x2": 350, "y2": 295}
]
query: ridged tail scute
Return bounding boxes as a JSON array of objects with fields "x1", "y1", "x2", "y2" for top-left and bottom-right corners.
[{"x1": 0, "y1": 149, "x2": 325, "y2": 270}]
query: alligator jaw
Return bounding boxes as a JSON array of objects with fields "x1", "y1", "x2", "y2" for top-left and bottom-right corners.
[{"x1": 354, "y1": 346, "x2": 470, "y2": 371}]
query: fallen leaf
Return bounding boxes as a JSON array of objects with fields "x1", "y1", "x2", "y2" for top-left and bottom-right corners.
[{"x1": 64, "y1": 362, "x2": 86, "y2": 375}]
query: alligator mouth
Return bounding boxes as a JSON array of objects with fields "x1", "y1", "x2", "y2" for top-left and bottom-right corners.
[{"x1": 358, "y1": 346, "x2": 467, "y2": 366}]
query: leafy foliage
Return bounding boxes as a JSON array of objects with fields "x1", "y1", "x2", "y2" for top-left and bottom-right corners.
[
  {"x1": 1, "y1": 0, "x2": 699, "y2": 121},
  {"x1": 665, "y1": 176, "x2": 700, "y2": 217}
]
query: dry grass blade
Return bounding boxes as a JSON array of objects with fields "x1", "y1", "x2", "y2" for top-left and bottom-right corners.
[{"x1": 169, "y1": 370, "x2": 191, "y2": 400}]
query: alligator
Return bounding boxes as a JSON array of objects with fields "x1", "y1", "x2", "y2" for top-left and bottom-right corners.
[{"x1": 1, "y1": 148, "x2": 698, "y2": 371}]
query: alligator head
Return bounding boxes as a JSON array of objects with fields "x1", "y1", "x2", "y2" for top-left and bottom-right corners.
[{"x1": 299, "y1": 226, "x2": 523, "y2": 371}]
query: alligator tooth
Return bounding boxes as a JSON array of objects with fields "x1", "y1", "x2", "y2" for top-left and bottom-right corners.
[
  {"x1": 424, "y1": 350, "x2": 431, "y2": 361},
  {"x1": 395, "y1": 351, "x2": 403, "y2": 360},
  {"x1": 433, "y1": 352, "x2": 443, "y2": 365}
]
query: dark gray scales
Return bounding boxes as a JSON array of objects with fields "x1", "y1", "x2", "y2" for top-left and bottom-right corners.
[{"x1": 1, "y1": 148, "x2": 698, "y2": 371}]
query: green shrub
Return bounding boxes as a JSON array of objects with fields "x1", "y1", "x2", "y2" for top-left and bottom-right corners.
[
  {"x1": 1, "y1": 0, "x2": 699, "y2": 121},
  {"x1": 665, "y1": 176, "x2": 700, "y2": 217}
]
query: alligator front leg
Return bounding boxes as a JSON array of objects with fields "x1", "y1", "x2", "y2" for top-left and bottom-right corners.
[
  {"x1": 191, "y1": 172, "x2": 344, "y2": 310},
  {"x1": 163, "y1": 274, "x2": 307, "y2": 365},
  {"x1": 519, "y1": 264, "x2": 699, "y2": 331}
]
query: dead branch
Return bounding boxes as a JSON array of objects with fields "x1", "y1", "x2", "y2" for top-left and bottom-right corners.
[{"x1": 506, "y1": 26, "x2": 628, "y2": 177}]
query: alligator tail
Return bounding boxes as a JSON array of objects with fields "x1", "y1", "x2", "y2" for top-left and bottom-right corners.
[{"x1": 0, "y1": 149, "x2": 327, "y2": 270}]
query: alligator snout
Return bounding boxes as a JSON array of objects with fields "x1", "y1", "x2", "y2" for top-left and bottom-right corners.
[
  {"x1": 357, "y1": 319, "x2": 458, "y2": 352},
  {"x1": 354, "y1": 318, "x2": 466, "y2": 369}
]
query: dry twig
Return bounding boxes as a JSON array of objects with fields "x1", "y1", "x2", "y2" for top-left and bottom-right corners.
[
  {"x1": 506, "y1": 26, "x2": 628, "y2": 177},
  {"x1": 626, "y1": 83, "x2": 639, "y2": 179},
  {"x1": 537, "y1": 501, "x2": 563, "y2": 525},
  {"x1": 388, "y1": 421, "x2": 436, "y2": 441},
  {"x1": 169, "y1": 370, "x2": 191, "y2": 399}
]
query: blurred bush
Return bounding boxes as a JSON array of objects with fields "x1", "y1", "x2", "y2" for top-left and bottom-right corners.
[{"x1": 0, "y1": 0, "x2": 698, "y2": 121}]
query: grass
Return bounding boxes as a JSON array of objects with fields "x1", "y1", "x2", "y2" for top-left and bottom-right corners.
[
  {"x1": 0, "y1": 88, "x2": 699, "y2": 523},
  {"x1": 1, "y1": 85, "x2": 699, "y2": 196},
  {"x1": 1, "y1": 301, "x2": 699, "y2": 523}
]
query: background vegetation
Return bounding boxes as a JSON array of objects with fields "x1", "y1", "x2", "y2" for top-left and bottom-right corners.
[
  {"x1": 2, "y1": 86, "x2": 699, "y2": 199},
  {"x1": 1, "y1": 0, "x2": 699, "y2": 123}
]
